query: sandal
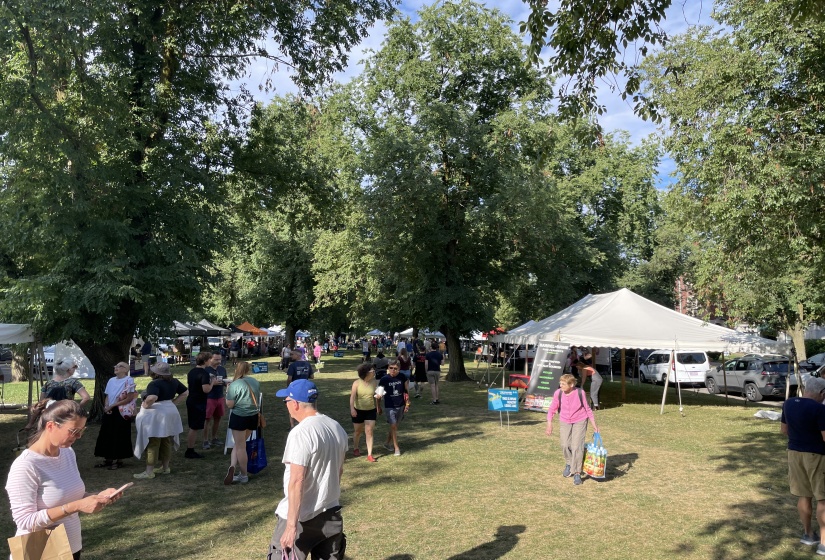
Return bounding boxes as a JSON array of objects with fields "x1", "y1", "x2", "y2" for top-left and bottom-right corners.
[
  {"x1": 108, "y1": 461, "x2": 124, "y2": 470},
  {"x1": 94, "y1": 461, "x2": 114, "y2": 469}
]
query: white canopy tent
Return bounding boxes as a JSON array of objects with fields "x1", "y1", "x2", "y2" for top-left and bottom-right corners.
[
  {"x1": 490, "y1": 289, "x2": 790, "y2": 413},
  {"x1": 492, "y1": 288, "x2": 787, "y2": 354},
  {"x1": 0, "y1": 323, "x2": 47, "y2": 414},
  {"x1": 365, "y1": 329, "x2": 385, "y2": 336},
  {"x1": 398, "y1": 328, "x2": 446, "y2": 340},
  {"x1": 198, "y1": 319, "x2": 230, "y2": 336}
]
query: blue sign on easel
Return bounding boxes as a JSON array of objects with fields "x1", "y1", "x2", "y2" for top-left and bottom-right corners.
[
  {"x1": 333, "y1": 351, "x2": 345, "y2": 358},
  {"x1": 488, "y1": 389, "x2": 519, "y2": 412}
]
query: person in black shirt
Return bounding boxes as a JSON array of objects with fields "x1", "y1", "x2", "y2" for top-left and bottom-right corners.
[{"x1": 185, "y1": 352, "x2": 215, "y2": 458}]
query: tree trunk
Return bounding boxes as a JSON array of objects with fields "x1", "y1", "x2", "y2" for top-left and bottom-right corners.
[
  {"x1": 285, "y1": 323, "x2": 296, "y2": 349},
  {"x1": 76, "y1": 334, "x2": 133, "y2": 422},
  {"x1": 789, "y1": 320, "x2": 807, "y2": 361},
  {"x1": 443, "y1": 326, "x2": 468, "y2": 382},
  {"x1": 11, "y1": 346, "x2": 30, "y2": 382}
]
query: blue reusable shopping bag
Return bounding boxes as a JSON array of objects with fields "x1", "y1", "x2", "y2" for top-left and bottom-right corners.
[{"x1": 246, "y1": 428, "x2": 268, "y2": 474}]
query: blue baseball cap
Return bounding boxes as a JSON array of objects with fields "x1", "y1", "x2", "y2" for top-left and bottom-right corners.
[{"x1": 276, "y1": 379, "x2": 319, "y2": 403}]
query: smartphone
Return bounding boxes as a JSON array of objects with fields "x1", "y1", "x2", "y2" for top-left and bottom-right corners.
[{"x1": 109, "y1": 482, "x2": 134, "y2": 497}]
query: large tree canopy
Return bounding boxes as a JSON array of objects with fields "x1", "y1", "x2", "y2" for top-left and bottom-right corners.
[
  {"x1": 0, "y1": 0, "x2": 394, "y2": 415},
  {"x1": 521, "y1": 0, "x2": 824, "y2": 121},
  {"x1": 643, "y1": 0, "x2": 825, "y2": 357}
]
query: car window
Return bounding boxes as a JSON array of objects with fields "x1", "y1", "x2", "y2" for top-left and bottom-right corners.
[
  {"x1": 724, "y1": 360, "x2": 736, "y2": 371},
  {"x1": 676, "y1": 352, "x2": 706, "y2": 365},
  {"x1": 735, "y1": 360, "x2": 749, "y2": 371},
  {"x1": 762, "y1": 361, "x2": 791, "y2": 373}
]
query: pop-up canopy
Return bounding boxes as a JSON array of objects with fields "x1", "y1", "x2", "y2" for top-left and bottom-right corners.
[{"x1": 493, "y1": 288, "x2": 786, "y2": 354}]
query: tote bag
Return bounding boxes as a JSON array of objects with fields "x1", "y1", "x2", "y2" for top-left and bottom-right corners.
[
  {"x1": 246, "y1": 428, "x2": 268, "y2": 474},
  {"x1": 8, "y1": 523, "x2": 73, "y2": 560}
]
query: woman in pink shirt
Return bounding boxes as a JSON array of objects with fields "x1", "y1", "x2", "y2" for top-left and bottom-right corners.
[{"x1": 546, "y1": 374, "x2": 599, "y2": 486}]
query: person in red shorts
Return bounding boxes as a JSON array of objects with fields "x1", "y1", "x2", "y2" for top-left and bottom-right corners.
[{"x1": 204, "y1": 350, "x2": 228, "y2": 449}]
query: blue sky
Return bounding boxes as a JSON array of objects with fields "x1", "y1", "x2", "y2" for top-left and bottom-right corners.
[{"x1": 234, "y1": 0, "x2": 717, "y2": 188}]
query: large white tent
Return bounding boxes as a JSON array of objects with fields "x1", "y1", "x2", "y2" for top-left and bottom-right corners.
[{"x1": 493, "y1": 288, "x2": 786, "y2": 354}]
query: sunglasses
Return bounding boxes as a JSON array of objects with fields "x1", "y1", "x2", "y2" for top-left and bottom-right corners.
[{"x1": 55, "y1": 423, "x2": 86, "y2": 437}]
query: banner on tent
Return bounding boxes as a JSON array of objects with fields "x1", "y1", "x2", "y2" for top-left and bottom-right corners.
[{"x1": 523, "y1": 341, "x2": 569, "y2": 412}]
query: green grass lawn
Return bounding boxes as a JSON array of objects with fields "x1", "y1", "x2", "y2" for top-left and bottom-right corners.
[{"x1": 0, "y1": 353, "x2": 809, "y2": 559}]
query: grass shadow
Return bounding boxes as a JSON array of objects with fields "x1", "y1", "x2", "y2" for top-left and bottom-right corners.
[
  {"x1": 671, "y1": 422, "x2": 800, "y2": 559},
  {"x1": 446, "y1": 524, "x2": 526, "y2": 560}
]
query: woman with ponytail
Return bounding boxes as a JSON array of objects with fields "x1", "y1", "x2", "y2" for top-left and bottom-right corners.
[{"x1": 5, "y1": 400, "x2": 123, "y2": 559}]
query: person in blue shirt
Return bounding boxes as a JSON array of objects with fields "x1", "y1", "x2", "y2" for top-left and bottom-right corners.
[
  {"x1": 424, "y1": 345, "x2": 444, "y2": 404},
  {"x1": 377, "y1": 361, "x2": 409, "y2": 456},
  {"x1": 285, "y1": 349, "x2": 315, "y2": 428},
  {"x1": 140, "y1": 340, "x2": 153, "y2": 376},
  {"x1": 781, "y1": 376, "x2": 825, "y2": 551}
]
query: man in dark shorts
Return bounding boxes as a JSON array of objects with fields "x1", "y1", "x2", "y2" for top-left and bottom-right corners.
[
  {"x1": 781, "y1": 376, "x2": 825, "y2": 552},
  {"x1": 204, "y1": 350, "x2": 228, "y2": 449},
  {"x1": 377, "y1": 361, "x2": 409, "y2": 456},
  {"x1": 425, "y1": 344, "x2": 444, "y2": 404},
  {"x1": 185, "y1": 351, "x2": 216, "y2": 458}
]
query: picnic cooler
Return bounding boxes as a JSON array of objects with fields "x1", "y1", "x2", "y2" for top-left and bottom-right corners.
[{"x1": 582, "y1": 433, "x2": 607, "y2": 478}]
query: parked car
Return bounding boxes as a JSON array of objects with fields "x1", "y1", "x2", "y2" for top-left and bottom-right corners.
[
  {"x1": 639, "y1": 350, "x2": 710, "y2": 385},
  {"x1": 0, "y1": 346, "x2": 12, "y2": 362},
  {"x1": 705, "y1": 356, "x2": 798, "y2": 401},
  {"x1": 799, "y1": 352, "x2": 825, "y2": 372}
]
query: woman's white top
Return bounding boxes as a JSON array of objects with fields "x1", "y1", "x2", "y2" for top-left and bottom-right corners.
[{"x1": 5, "y1": 447, "x2": 86, "y2": 553}]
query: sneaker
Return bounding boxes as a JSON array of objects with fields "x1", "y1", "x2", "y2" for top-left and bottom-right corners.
[
  {"x1": 562, "y1": 465, "x2": 571, "y2": 478},
  {"x1": 817, "y1": 543, "x2": 825, "y2": 556},
  {"x1": 434, "y1": 400, "x2": 440, "y2": 404},
  {"x1": 157, "y1": 467, "x2": 171, "y2": 475},
  {"x1": 414, "y1": 394, "x2": 421, "y2": 399},
  {"x1": 383, "y1": 442, "x2": 394, "y2": 452},
  {"x1": 353, "y1": 448, "x2": 361, "y2": 457},
  {"x1": 224, "y1": 466, "x2": 235, "y2": 486},
  {"x1": 202, "y1": 441, "x2": 211, "y2": 450},
  {"x1": 573, "y1": 473, "x2": 582, "y2": 486},
  {"x1": 802, "y1": 533, "x2": 820, "y2": 546},
  {"x1": 184, "y1": 450, "x2": 204, "y2": 459},
  {"x1": 394, "y1": 449, "x2": 401, "y2": 456},
  {"x1": 367, "y1": 455, "x2": 377, "y2": 463},
  {"x1": 233, "y1": 474, "x2": 249, "y2": 484},
  {"x1": 133, "y1": 471, "x2": 155, "y2": 479},
  {"x1": 211, "y1": 438, "x2": 224, "y2": 446},
  {"x1": 431, "y1": 401, "x2": 438, "y2": 405}
]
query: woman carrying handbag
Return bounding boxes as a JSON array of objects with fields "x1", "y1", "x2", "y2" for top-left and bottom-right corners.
[{"x1": 223, "y1": 362, "x2": 261, "y2": 485}]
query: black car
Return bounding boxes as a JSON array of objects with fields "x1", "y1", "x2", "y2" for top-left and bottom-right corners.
[{"x1": 0, "y1": 346, "x2": 11, "y2": 362}]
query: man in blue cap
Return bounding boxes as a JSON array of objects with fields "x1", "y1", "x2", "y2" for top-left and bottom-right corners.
[{"x1": 268, "y1": 380, "x2": 348, "y2": 560}]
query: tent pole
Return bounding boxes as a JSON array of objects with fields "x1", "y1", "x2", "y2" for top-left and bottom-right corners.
[
  {"x1": 660, "y1": 350, "x2": 673, "y2": 415},
  {"x1": 621, "y1": 349, "x2": 626, "y2": 402},
  {"x1": 786, "y1": 354, "x2": 791, "y2": 401}
]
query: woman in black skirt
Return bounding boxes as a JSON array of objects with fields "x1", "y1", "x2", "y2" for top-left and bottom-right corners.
[{"x1": 93, "y1": 362, "x2": 138, "y2": 469}]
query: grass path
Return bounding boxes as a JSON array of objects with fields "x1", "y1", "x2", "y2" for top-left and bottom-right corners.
[{"x1": 0, "y1": 354, "x2": 810, "y2": 559}]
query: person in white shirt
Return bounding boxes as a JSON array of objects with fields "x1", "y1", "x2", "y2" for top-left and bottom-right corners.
[
  {"x1": 6, "y1": 400, "x2": 123, "y2": 560},
  {"x1": 268, "y1": 380, "x2": 348, "y2": 560}
]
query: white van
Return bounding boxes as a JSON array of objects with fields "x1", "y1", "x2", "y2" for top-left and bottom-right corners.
[{"x1": 639, "y1": 350, "x2": 710, "y2": 385}]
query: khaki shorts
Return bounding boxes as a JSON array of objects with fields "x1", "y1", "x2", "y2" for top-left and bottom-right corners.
[
  {"x1": 427, "y1": 371, "x2": 440, "y2": 383},
  {"x1": 788, "y1": 450, "x2": 825, "y2": 499}
]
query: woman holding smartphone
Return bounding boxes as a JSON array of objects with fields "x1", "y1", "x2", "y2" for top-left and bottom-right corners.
[{"x1": 5, "y1": 400, "x2": 122, "y2": 560}]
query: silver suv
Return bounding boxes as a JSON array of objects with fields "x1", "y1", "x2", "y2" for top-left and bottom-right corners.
[{"x1": 705, "y1": 355, "x2": 798, "y2": 401}]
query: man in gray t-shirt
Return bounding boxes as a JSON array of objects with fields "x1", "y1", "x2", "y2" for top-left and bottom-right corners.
[{"x1": 268, "y1": 380, "x2": 348, "y2": 560}]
